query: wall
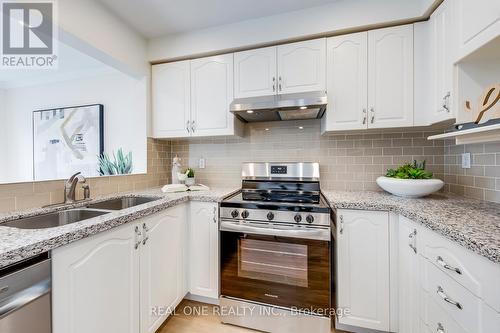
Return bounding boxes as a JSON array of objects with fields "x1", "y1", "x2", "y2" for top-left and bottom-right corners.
[
  {"x1": 171, "y1": 120, "x2": 445, "y2": 190},
  {"x1": 1, "y1": 71, "x2": 147, "y2": 183},
  {"x1": 0, "y1": 89, "x2": 6, "y2": 180},
  {"x1": 444, "y1": 140, "x2": 500, "y2": 203},
  {"x1": 0, "y1": 138, "x2": 170, "y2": 213},
  {"x1": 148, "y1": 0, "x2": 437, "y2": 61}
]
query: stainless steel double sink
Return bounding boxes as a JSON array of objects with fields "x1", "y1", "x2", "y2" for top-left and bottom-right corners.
[{"x1": 1, "y1": 196, "x2": 160, "y2": 230}]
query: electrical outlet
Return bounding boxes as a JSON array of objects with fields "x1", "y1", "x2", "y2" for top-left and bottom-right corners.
[
  {"x1": 461, "y1": 153, "x2": 471, "y2": 169},
  {"x1": 199, "y1": 157, "x2": 206, "y2": 169}
]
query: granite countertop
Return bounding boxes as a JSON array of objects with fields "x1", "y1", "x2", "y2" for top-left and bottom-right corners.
[
  {"x1": 0, "y1": 187, "x2": 239, "y2": 269},
  {"x1": 323, "y1": 190, "x2": 500, "y2": 264}
]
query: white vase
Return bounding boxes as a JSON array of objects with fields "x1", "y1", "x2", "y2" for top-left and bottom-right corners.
[
  {"x1": 376, "y1": 176, "x2": 444, "y2": 198},
  {"x1": 185, "y1": 177, "x2": 195, "y2": 186}
]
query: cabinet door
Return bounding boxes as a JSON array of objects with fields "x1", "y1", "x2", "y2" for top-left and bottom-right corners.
[
  {"x1": 234, "y1": 47, "x2": 277, "y2": 98},
  {"x1": 52, "y1": 223, "x2": 140, "y2": 333},
  {"x1": 277, "y1": 38, "x2": 326, "y2": 94},
  {"x1": 398, "y1": 216, "x2": 420, "y2": 333},
  {"x1": 323, "y1": 32, "x2": 368, "y2": 132},
  {"x1": 152, "y1": 61, "x2": 191, "y2": 138},
  {"x1": 336, "y1": 209, "x2": 390, "y2": 331},
  {"x1": 140, "y1": 205, "x2": 187, "y2": 333},
  {"x1": 368, "y1": 25, "x2": 414, "y2": 128},
  {"x1": 430, "y1": 0, "x2": 455, "y2": 123},
  {"x1": 190, "y1": 54, "x2": 236, "y2": 137},
  {"x1": 189, "y1": 202, "x2": 219, "y2": 299}
]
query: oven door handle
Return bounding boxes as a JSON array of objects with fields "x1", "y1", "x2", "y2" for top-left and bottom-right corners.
[{"x1": 220, "y1": 221, "x2": 330, "y2": 241}]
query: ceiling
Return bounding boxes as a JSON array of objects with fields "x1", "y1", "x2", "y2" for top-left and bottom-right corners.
[{"x1": 97, "y1": 0, "x2": 340, "y2": 38}]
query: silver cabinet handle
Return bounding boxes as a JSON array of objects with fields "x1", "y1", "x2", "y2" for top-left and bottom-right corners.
[
  {"x1": 186, "y1": 120, "x2": 191, "y2": 133},
  {"x1": 339, "y1": 215, "x2": 344, "y2": 235},
  {"x1": 442, "y1": 92, "x2": 451, "y2": 113},
  {"x1": 362, "y1": 108, "x2": 367, "y2": 124},
  {"x1": 191, "y1": 120, "x2": 196, "y2": 133},
  {"x1": 437, "y1": 323, "x2": 445, "y2": 333},
  {"x1": 436, "y1": 256, "x2": 462, "y2": 275},
  {"x1": 437, "y1": 286, "x2": 462, "y2": 310},
  {"x1": 213, "y1": 206, "x2": 218, "y2": 223},
  {"x1": 408, "y1": 229, "x2": 417, "y2": 253},
  {"x1": 370, "y1": 107, "x2": 375, "y2": 123},
  {"x1": 278, "y1": 76, "x2": 282, "y2": 92},
  {"x1": 272, "y1": 77, "x2": 276, "y2": 92},
  {"x1": 142, "y1": 223, "x2": 149, "y2": 245},
  {"x1": 134, "y1": 225, "x2": 142, "y2": 249}
]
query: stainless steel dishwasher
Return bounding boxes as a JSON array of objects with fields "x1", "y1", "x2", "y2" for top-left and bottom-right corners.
[{"x1": 0, "y1": 253, "x2": 51, "y2": 333}]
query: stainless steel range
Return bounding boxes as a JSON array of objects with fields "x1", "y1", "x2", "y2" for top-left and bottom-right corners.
[{"x1": 219, "y1": 162, "x2": 332, "y2": 333}]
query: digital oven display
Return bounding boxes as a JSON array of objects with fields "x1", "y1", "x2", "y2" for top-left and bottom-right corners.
[{"x1": 270, "y1": 165, "x2": 287, "y2": 174}]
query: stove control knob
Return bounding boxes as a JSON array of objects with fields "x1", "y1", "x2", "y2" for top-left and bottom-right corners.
[
  {"x1": 231, "y1": 210, "x2": 239, "y2": 218},
  {"x1": 267, "y1": 212, "x2": 275, "y2": 221},
  {"x1": 241, "y1": 210, "x2": 249, "y2": 219},
  {"x1": 294, "y1": 214, "x2": 302, "y2": 223},
  {"x1": 306, "y1": 215, "x2": 314, "y2": 224}
]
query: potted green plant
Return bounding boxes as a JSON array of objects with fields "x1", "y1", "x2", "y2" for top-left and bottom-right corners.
[
  {"x1": 184, "y1": 168, "x2": 195, "y2": 186},
  {"x1": 376, "y1": 160, "x2": 444, "y2": 198}
]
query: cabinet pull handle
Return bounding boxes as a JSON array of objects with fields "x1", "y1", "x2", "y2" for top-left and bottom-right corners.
[
  {"x1": 339, "y1": 215, "x2": 344, "y2": 235},
  {"x1": 436, "y1": 256, "x2": 462, "y2": 275},
  {"x1": 437, "y1": 286, "x2": 462, "y2": 310},
  {"x1": 408, "y1": 229, "x2": 417, "y2": 253},
  {"x1": 213, "y1": 207, "x2": 217, "y2": 223},
  {"x1": 186, "y1": 120, "x2": 191, "y2": 133},
  {"x1": 191, "y1": 120, "x2": 196, "y2": 133},
  {"x1": 436, "y1": 322, "x2": 445, "y2": 333},
  {"x1": 134, "y1": 226, "x2": 142, "y2": 249},
  {"x1": 442, "y1": 92, "x2": 451, "y2": 113},
  {"x1": 272, "y1": 77, "x2": 276, "y2": 92},
  {"x1": 278, "y1": 76, "x2": 282, "y2": 92},
  {"x1": 362, "y1": 108, "x2": 367, "y2": 124},
  {"x1": 370, "y1": 107, "x2": 375, "y2": 123},
  {"x1": 142, "y1": 223, "x2": 149, "y2": 245}
]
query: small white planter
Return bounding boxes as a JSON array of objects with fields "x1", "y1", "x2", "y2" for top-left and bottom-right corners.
[{"x1": 376, "y1": 176, "x2": 444, "y2": 198}]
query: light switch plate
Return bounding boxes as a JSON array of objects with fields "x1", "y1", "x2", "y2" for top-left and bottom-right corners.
[
  {"x1": 199, "y1": 157, "x2": 206, "y2": 169},
  {"x1": 461, "y1": 153, "x2": 471, "y2": 169}
]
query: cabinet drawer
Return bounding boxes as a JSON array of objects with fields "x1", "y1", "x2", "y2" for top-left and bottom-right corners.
[
  {"x1": 420, "y1": 227, "x2": 500, "y2": 312},
  {"x1": 421, "y1": 259, "x2": 500, "y2": 332},
  {"x1": 421, "y1": 295, "x2": 467, "y2": 333}
]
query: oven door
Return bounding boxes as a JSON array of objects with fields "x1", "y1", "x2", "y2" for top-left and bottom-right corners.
[{"x1": 220, "y1": 220, "x2": 331, "y2": 315}]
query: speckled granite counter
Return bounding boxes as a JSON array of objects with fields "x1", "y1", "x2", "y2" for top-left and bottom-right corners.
[
  {"x1": 0, "y1": 187, "x2": 239, "y2": 269},
  {"x1": 323, "y1": 191, "x2": 500, "y2": 264}
]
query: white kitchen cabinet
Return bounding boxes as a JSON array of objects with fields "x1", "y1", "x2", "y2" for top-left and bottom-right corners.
[
  {"x1": 368, "y1": 25, "x2": 414, "y2": 128},
  {"x1": 189, "y1": 202, "x2": 219, "y2": 299},
  {"x1": 455, "y1": 0, "x2": 500, "y2": 60},
  {"x1": 277, "y1": 39, "x2": 326, "y2": 94},
  {"x1": 397, "y1": 216, "x2": 421, "y2": 333},
  {"x1": 336, "y1": 209, "x2": 390, "y2": 331},
  {"x1": 152, "y1": 61, "x2": 191, "y2": 138},
  {"x1": 322, "y1": 32, "x2": 368, "y2": 132},
  {"x1": 52, "y1": 222, "x2": 141, "y2": 333},
  {"x1": 140, "y1": 205, "x2": 188, "y2": 333},
  {"x1": 234, "y1": 47, "x2": 277, "y2": 98}
]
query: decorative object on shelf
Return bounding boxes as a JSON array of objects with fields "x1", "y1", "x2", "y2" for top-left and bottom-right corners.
[
  {"x1": 465, "y1": 83, "x2": 500, "y2": 124},
  {"x1": 98, "y1": 148, "x2": 133, "y2": 175},
  {"x1": 377, "y1": 160, "x2": 444, "y2": 198},
  {"x1": 33, "y1": 104, "x2": 104, "y2": 181},
  {"x1": 172, "y1": 155, "x2": 182, "y2": 184},
  {"x1": 184, "y1": 168, "x2": 195, "y2": 186}
]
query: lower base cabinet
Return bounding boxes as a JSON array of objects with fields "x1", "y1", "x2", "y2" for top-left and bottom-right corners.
[{"x1": 52, "y1": 204, "x2": 187, "y2": 333}]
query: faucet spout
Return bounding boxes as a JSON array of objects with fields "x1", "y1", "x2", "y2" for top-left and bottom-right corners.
[{"x1": 64, "y1": 172, "x2": 86, "y2": 203}]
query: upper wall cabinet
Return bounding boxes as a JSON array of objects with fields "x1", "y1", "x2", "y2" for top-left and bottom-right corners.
[
  {"x1": 368, "y1": 25, "x2": 414, "y2": 129},
  {"x1": 152, "y1": 55, "x2": 242, "y2": 139},
  {"x1": 322, "y1": 25, "x2": 413, "y2": 132},
  {"x1": 322, "y1": 32, "x2": 368, "y2": 131},
  {"x1": 277, "y1": 39, "x2": 326, "y2": 94},
  {"x1": 152, "y1": 61, "x2": 191, "y2": 138},
  {"x1": 455, "y1": 0, "x2": 500, "y2": 60},
  {"x1": 234, "y1": 46, "x2": 277, "y2": 98}
]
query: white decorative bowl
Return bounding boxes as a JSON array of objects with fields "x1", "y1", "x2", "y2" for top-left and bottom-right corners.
[{"x1": 376, "y1": 176, "x2": 444, "y2": 198}]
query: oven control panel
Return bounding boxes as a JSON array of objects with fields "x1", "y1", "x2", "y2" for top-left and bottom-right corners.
[
  {"x1": 220, "y1": 207, "x2": 330, "y2": 226},
  {"x1": 270, "y1": 165, "x2": 287, "y2": 174}
]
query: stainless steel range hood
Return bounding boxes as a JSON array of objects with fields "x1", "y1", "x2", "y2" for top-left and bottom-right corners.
[{"x1": 230, "y1": 91, "x2": 327, "y2": 122}]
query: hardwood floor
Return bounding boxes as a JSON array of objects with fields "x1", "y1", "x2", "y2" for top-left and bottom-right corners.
[{"x1": 158, "y1": 300, "x2": 347, "y2": 333}]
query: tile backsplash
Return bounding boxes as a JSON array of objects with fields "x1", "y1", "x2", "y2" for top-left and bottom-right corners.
[
  {"x1": 0, "y1": 138, "x2": 171, "y2": 213},
  {"x1": 171, "y1": 120, "x2": 446, "y2": 191},
  {"x1": 444, "y1": 140, "x2": 500, "y2": 203}
]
